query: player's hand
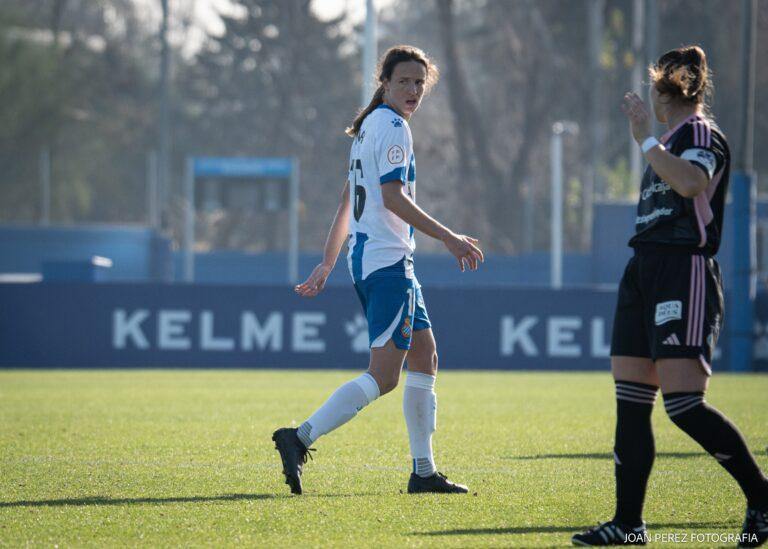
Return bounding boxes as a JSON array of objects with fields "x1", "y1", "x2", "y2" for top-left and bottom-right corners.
[
  {"x1": 295, "y1": 263, "x2": 332, "y2": 297},
  {"x1": 442, "y1": 232, "x2": 484, "y2": 272},
  {"x1": 622, "y1": 92, "x2": 652, "y2": 145}
]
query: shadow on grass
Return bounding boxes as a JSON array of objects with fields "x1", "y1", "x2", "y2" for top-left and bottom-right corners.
[
  {"x1": 506, "y1": 452, "x2": 703, "y2": 460},
  {"x1": 418, "y1": 521, "x2": 737, "y2": 536},
  {"x1": 0, "y1": 492, "x2": 379, "y2": 508}
]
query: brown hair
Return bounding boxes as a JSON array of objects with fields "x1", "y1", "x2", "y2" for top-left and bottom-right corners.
[
  {"x1": 345, "y1": 45, "x2": 439, "y2": 137},
  {"x1": 649, "y1": 45, "x2": 711, "y2": 106}
]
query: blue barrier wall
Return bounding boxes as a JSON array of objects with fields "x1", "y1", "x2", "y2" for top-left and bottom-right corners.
[
  {"x1": 0, "y1": 225, "x2": 172, "y2": 281},
  {"x1": 4, "y1": 282, "x2": 767, "y2": 370},
  {"x1": 591, "y1": 201, "x2": 750, "y2": 290},
  {"x1": 0, "y1": 283, "x2": 615, "y2": 369},
  {"x1": 592, "y1": 203, "x2": 635, "y2": 285},
  {"x1": 170, "y1": 201, "x2": 768, "y2": 288},
  {"x1": 1, "y1": 200, "x2": 765, "y2": 288},
  {"x1": 180, "y1": 251, "x2": 594, "y2": 287}
]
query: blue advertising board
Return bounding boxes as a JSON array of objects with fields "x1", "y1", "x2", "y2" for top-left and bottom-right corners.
[{"x1": 1, "y1": 283, "x2": 766, "y2": 370}]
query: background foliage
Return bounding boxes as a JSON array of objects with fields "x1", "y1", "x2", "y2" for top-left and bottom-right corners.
[{"x1": 1, "y1": 0, "x2": 766, "y2": 254}]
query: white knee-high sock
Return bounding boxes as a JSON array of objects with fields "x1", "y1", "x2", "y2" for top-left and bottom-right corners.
[
  {"x1": 403, "y1": 371, "x2": 437, "y2": 477},
  {"x1": 296, "y1": 373, "x2": 380, "y2": 448}
]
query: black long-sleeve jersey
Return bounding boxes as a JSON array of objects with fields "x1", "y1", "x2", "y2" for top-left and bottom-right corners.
[{"x1": 628, "y1": 114, "x2": 730, "y2": 256}]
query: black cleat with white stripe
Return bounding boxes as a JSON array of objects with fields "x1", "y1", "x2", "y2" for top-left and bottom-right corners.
[
  {"x1": 738, "y1": 507, "x2": 768, "y2": 548},
  {"x1": 571, "y1": 520, "x2": 647, "y2": 546}
]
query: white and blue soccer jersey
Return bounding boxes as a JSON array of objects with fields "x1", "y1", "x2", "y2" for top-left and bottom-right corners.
[{"x1": 346, "y1": 104, "x2": 417, "y2": 283}]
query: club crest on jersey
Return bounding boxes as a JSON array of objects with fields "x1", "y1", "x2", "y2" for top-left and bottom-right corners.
[
  {"x1": 401, "y1": 317, "x2": 412, "y2": 339},
  {"x1": 387, "y1": 145, "x2": 405, "y2": 165},
  {"x1": 391, "y1": 118, "x2": 403, "y2": 128},
  {"x1": 655, "y1": 300, "x2": 682, "y2": 325}
]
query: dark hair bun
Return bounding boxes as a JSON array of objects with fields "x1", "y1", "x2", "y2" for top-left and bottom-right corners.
[{"x1": 649, "y1": 45, "x2": 710, "y2": 105}]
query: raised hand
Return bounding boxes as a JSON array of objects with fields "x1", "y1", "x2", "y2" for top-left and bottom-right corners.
[
  {"x1": 621, "y1": 92, "x2": 652, "y2": 145},
  {"x1": 294, "y1": 263, "x2": 333, "y2": 297}
]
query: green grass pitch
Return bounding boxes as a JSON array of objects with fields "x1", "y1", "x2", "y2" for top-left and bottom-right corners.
[{"x1": 1, "y1": 370, "x2": 766, "y2": 547}]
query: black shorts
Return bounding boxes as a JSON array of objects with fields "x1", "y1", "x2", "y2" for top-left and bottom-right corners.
[{"x1": 610, "y1": 248, "x2": 724, "y2": 374}]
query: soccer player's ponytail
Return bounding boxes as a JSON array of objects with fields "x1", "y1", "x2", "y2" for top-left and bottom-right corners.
[
  {"x1": 346, "y1": 45, "x2": 439, "y2": 137},
  {"x1": 346, "y1": 86, "x2": 386, "y2": 137},
  {"x1": 649, "y1": 45, "x2": 712, "y2": 107}
]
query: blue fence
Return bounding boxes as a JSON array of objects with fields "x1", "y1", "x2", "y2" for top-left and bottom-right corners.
[
  {"x1": 1, "y1": 200, "x2": 760, "y2": 288},
  {"x1": 2, "y1": 282, "x2": 767, "y2": 370}
]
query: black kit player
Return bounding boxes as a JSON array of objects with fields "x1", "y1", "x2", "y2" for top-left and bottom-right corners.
[{"x1": 573, "y1": 46, "x2": 768, "y2": 547}]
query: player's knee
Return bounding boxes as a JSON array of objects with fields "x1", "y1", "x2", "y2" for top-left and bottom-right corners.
[
  {"x1": 417, "y1": 350, "x2": 438, "y2": 375},
  {"x1": 663, "y1": 391, "x2": 706, "y2": 427},
  {"x1": 408, "y1": 347, "x2": 437, "y2": 375},
  {"x1": 377, "y1": 371, "x2": 401, "y2": 395},
  {"x1": 378, "y1": 377, "x2": 398, "y2": 395}
]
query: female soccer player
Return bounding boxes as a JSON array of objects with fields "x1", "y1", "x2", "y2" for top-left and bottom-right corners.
[
  {"x1": 573, "y1": 46, "x2": 768, "y2": 547},
  {"x1": 272, "y1": 45, "x2": 483, "y2": 495}
]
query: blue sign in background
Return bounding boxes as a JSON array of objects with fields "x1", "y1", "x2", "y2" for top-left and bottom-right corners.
[
  {"x1": 193, "y1": 157, "x2": 293, "y2": 178},
  {"x1": 3, "y1": 283, "x2": 765, "y2": 370}
]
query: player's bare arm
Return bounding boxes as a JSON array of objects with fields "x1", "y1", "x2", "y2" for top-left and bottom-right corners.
[
  {"x1": 622, "y1": 92, "x2": 708, "y2": 198},
  {"x1": 380, "y1": 180, "x2": 483, "y2": 272},
  {"x1": 295, "y1": 180, "x2": 351, "y2": 297}
]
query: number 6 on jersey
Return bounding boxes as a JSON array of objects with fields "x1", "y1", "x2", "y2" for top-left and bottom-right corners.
[{"x1": 350, "y1": 158, "x2": 365, "y2": 221}]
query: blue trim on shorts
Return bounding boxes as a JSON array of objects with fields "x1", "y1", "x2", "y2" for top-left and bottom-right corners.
[
  {"x1": 353, "y1": 275, "x2": 431, "y2": 350},
  {"x1": 413, "y1": 283, "x2": 431, "y2": 332}
]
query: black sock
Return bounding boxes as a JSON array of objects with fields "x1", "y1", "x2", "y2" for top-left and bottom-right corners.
[
  {"x1": 664, "y1": 392, "x2": 768, "y2": 509},
  {"x1": 613, "y1": 381, "x2": 658, "y2": 527}
]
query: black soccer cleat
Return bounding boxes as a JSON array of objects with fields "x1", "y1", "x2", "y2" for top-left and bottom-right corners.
[
  {"x1": 272, "y1": 427, "x2": 313, "y2": 495},
  {"x1": 407, "y1": 472, "x2": 469, "y2": 494},
  {"x1": 738, "y1": 507, "x2": 768, "y2": 548},
  {"x1": 571, "y1": 520, "x2": 648, "y2": 546}
]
